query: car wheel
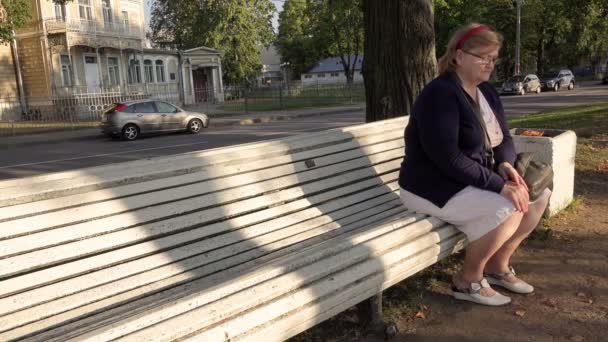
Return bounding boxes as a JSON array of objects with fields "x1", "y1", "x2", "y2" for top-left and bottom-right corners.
[
  {"x1": 553, "y1": 84, "x2": 559, "y2": 92},
  {"x1": 188, "y1": 119, "x2": 203, "y2": 134},
  {"x1": 121, "y1": 124, "x2": 139, "y2": 141},
  {"x1": 568, "y1": 82, "x2": 574, "y2": 90}
]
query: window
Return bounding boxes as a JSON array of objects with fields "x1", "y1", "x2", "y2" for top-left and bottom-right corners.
[
  {"x1": 317, "y1": 73, "x2": 326, "y2": 78},
  {"x1": 107, "y1": 57, "x2": 120, "y2": 85},
  {"x1": 155, "y1": 60, "x2": 165, "y2": 83},
  {"x1": 60, "y1": 55, "x2": 72, "y2": 86},
  {"x1": 54, "y1": 1, "x2": 66, "y2": 21},
  {"x1": 122, "y1": 11, "x2": 129, "y2": 32},
  {"x1": 102, "y1": 0, "x2": 112, "y2": 25},
  {"x1": 133, "y1": 102, "x2": 156, "y2": 113},
  {"x1": 331, "y1": 72, "x2": 339, "y2": 77},
  {"x1": 170, "y1": 73, "x2": 176, "y2": 81},
  {"x1": 78, "y1": 0, "x2": 93, "y2": 20},
  {"x1": 85, "y1": 56, "x2": 97, "y2": 64},
  {"x1": 304, "y1": 74, "x2": 312, "y2": 79},
  {"x1": 155, "y1": 101, "x2": 177, "y2": 113},
  {"x1": 128, "y1": 59, "x2": 141, "y2": 84},
  {"x1": 144, "y1": 59, "x2": 154, "y2": 83}
]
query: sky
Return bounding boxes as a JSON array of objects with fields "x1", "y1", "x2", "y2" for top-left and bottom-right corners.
[{"x1": 144, "y1": 0, "x2": 285, "y2": 33}]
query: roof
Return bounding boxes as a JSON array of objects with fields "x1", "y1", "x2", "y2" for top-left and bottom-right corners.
[
  {"x1": 306, "y1": 55, "x2": 363, "y2": 74},
  {"x1": 183, "y1": 46, "x2": 221, "y2": 54}
]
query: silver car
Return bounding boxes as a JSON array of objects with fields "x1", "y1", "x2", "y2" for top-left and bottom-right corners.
[{"x1": 100, "y1": 100, "x2": 209, "y2": 141}]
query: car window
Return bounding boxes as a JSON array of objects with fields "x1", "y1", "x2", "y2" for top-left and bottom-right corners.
[
  {"x1": 121, "y1": 105, "x2": 135, "y2": 113},
  {"x1": 155, "y1": 101, "x2": 178, "y2": 113},
  {"x1": 133, "y1": 102, "x2": 156, "y2": 113}
]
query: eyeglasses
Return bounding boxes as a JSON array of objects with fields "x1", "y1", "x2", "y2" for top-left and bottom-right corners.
[{"x1": 462, "y1": 50, "x2": 500, "y2": 65}]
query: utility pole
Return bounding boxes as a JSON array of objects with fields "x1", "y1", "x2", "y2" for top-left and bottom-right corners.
[{"x1": 515, "y1": 0, "x2": 524, "y2": 75}]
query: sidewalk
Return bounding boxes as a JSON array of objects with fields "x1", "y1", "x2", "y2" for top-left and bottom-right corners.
[{"x1": 0, "y1": 104, "x2": 365, "y2": 147}]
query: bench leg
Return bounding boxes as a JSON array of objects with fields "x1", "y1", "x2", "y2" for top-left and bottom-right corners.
[{"x1": 357, "y1": 293, "x2": 398, "y2": 340}]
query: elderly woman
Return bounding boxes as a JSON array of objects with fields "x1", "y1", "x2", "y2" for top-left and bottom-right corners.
[{"x1": 398, "y1": 23, "x2": 551, "y2": 306}]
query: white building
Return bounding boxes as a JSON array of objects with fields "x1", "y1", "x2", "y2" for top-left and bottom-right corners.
[{"x1": 301, "y1": 55, "x2": 363, "y2": 85}]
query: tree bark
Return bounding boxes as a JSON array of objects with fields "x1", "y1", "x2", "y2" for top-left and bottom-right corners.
[{"x1": 363, "y1": 0, "x2": 437, "y2": 122}]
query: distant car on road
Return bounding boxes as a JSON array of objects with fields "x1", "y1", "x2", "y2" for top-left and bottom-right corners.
[
  {"x1": 101, "y1": 100, "x2": 209, "y2": 141},
  {"x1": 540, "y1": 69, "x2": 575, "y2": 92},
  {"x1": 501, "y1": 74, "x2": 542, "y2": 95}
]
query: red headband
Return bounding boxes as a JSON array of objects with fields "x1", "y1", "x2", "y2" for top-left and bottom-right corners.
[{"x1": 456, "y1": 25, "x2": 490, "y2": 49}]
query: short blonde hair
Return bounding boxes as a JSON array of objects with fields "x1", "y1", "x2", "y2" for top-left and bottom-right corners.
[{"x1": 437, "y1": 23, "x2": 503, "y2": 74}]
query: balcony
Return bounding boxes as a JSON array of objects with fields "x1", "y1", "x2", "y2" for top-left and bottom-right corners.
[{"x1": 45, "y1": 18, "x2": 142, "y2": 39}]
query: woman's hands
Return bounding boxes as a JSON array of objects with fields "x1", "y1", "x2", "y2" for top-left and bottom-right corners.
[
  {"x1": 501, "y1": 181, "x2": 529, "y2": 212},
  {"x1": 498, "y1": 162, "x2": 529, "y2": 212},
  {"x1": 498, "y1": 162, "x2": 528, "y2": 192}
]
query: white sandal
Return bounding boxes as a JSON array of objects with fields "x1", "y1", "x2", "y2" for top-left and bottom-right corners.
[
  {"x1": 452, "y1": 278, "x2": 511, "y2": 306},
  {"x1": 485, "y1": 266, "x2": 534, "y2": 294}
]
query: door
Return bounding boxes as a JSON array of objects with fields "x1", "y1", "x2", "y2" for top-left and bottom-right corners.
[
  {"x1": 155, "y1": 101, "x2": 184, "y2": 130},
  {"x1": 193, "y1": 69, "x2": 208, "y2": 103},
  {"x1": 132, "y1": 101, "x2": 162, "y2": 132},
  {"x1": 84, "y1": 55, "x2": 100, "y2": 89}
]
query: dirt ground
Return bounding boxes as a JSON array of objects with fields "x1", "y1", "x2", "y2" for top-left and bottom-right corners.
[{"x1": 360, "y1": 140, "x2": 608, "y2": 342}]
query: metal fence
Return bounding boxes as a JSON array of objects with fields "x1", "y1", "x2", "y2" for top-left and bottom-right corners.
[
  {"x1": 209, "y1": 82, "x2": 366, "y2": 113},
  {"x1": 0, "y1": 82, "x2": 365, "y2": 137}
]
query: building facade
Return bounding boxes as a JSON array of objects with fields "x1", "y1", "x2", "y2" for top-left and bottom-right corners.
[
  {"x1": 7, "y1": 0, "x2": 223, "y2": 120},
  {"x1": 301, "y1": 55, "x2": 364, "y2": 85}
]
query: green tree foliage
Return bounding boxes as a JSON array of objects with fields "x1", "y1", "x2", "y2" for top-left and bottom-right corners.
[
  {"x1": 0, "y1": 0, "x2": 31, "y2": 44},
  {"x1": 150, "y1": 0, "x2": 275, "y2": 86},
  {"x1": 276, "y1": 0, "x2": 364, "y2": 82},
  {"x1": 435, "y1": 0, "x2": 608, "y2": 78},
  {"x1": 275, "y1": 0, "x2": 319, "y2": 79}
]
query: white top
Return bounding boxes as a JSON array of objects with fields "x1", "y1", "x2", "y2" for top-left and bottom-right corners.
[{"x1": 477, "y1": 88, "x2": 503, "y2": 148}]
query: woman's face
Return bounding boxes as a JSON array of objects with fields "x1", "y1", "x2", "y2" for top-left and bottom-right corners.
[{"x1": 455, "y1": 45, "x2": 500, "y2": 84}]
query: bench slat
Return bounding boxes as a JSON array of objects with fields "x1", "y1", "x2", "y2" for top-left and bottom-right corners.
[
  {"x1": 26, "y1": 214, "x2": 446, "y2": 342},
  {"x1": 0, "y1": 156, "x2": 401, "y2": 280},
  {"x1": 0, "y1": 128, "x2": 405, "y2": 230},
  {"x1": 0, "y1": 119, "x2": 407, "y2": 207},
  {"x1": 0, "y1": 183, "x2": 401, "y2": 319},
  {"x1": 0, "y1": 136, "x2": 404, "y2": 242},
  {"x1": 65, "y1": 224, "x2": 459, "y2": 342},
  {"x1": 0, "y1": 171, "x2": 400, "y2": 300},
  {"x1": 233, "y1": 238, "x2": 466, "y2": 342},
  {"x1": 0, "y1": 145, "x2": 404, "y2": 261},
  {"x1": 1, "y1": 203, "x2": 410, "y2": 338}
]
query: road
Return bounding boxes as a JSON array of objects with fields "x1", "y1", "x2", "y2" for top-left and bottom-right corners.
[
  {"x1": 0, "y1": 112, "x2": 364, "y2": 180},
  {"x1": 1, "y1": 83, "x2": 606, "y2": 180},
  {"x1": 501, "y1": 83, "x2": 608, "y2": 117}
]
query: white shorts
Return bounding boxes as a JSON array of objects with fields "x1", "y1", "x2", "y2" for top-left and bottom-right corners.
[{"x1": 399, "y1": 186, "x2": 517, "y2": 242}]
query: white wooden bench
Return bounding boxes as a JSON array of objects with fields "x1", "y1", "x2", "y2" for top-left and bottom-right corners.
[{"x1": 0, "y1": 117, "x2": 467, "y2": 341}]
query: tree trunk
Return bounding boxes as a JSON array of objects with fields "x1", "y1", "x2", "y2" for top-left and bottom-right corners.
[
  {"x1": 363, "y1": 0, "x2": 437, "y2": 122},
  {"x1": 536, "y1": 25, "x2": 546, "y2": 75}
]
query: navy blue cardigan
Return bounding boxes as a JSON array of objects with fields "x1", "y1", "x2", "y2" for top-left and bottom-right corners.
[{"x1": 398, "y1": 73, "x2": 517, "y2": 208}]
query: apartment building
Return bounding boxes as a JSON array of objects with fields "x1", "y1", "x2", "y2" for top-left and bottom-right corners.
[{"x1": 9, "y1": 0, "x2": 223, "y2": 117}]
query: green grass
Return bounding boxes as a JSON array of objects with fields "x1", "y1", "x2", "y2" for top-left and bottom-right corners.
[{"x1": 508, "y1": 101, "x2": 608, "y2": 138}]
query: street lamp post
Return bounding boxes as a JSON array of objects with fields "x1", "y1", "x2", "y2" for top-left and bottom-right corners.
[{"x1": 515, "y1": 0, "x2": 524, "y2": 75}]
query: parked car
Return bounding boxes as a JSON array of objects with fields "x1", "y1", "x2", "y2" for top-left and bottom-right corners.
[
  {"x1": 602, "y1": 74, "x2": 608, "y2": 84},
  {"x1": 101, "y1": 100, "x2": 209, "y2": 141},
  {"x1": 501, "y1": 74, "x2": 542, "y2": 95},
  {"x1": 540, "y1": 69, "x2": 575, "y2": 91}
]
